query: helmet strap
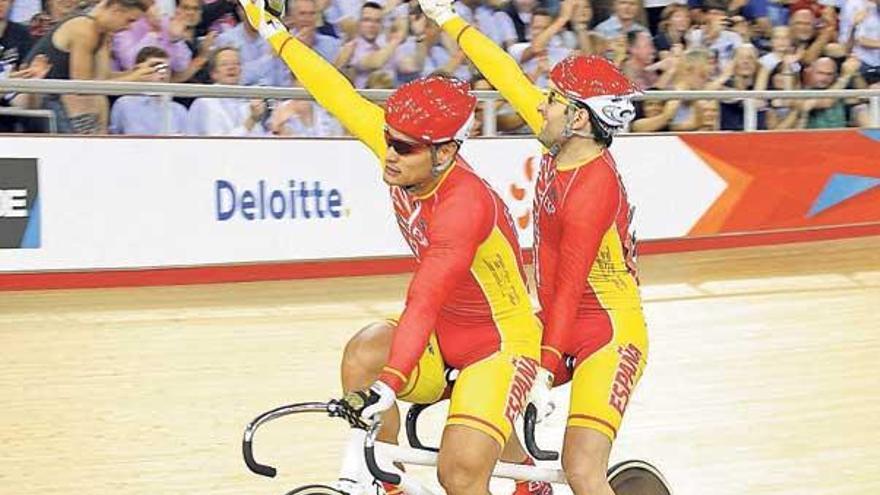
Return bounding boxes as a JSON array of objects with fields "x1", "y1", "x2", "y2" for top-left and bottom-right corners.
[
  {"x1": 403, "y1": 143, "x2": 458, "y2": 194},
  {"x1": 550, "y1": 105, "x2": 591, "y2": 156},
  {"x1": 430, "y1": 142, "x2": 459, "y2": 177}
]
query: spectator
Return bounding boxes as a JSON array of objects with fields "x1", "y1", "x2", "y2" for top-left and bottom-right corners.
[
  {"x1": 112, "y1": 0, "x2": 193, "y2": 75},
  {"x1": 789, "y1": 8, "x2": 833, "y2": 65},
  {"x1": 187, "y1": 46, "x2": 269, "y2": 135},
  {"x1": 687, "y1": 0, "x2": 744, "y2": 67},
  {"x1": 172, "y1": 0, "x2": 216, "y2": 83},
  {"x1": 321, "y1": 0, "x2": 361, "y2": 40},
  {"x1": 109, "y1": 46, "x2": 187, "y2": 134},
  {"x1": 630, "y1": 97, "x2": 681, "y2": 131},
  {"x1": 840, "y1": 0, "x2": 872, "y2": 45},
  {"x1": 644, "y1": 0, "x2": 676, "y2": 34},
  {"x1": 580, "y1": 29, "x2": 610, "y2": 56},
  {"x1": 852, "y1": 0, "x2": 880, "y2": 84},
  {"x1": 274, "y1": 0, "x2": 341, "y2": 87},
  {"x1": 470, "y1": 75, "x2": 530, "y2": 135},
  {"x1": 623, "y1": 30, "x2": 659, "y2": 89},
  {"x1": 393, "y1": 7, "x2": 469, "y2": 84},
  {"x1": 364, "y1": 69, "x2": 393, "y2": 88},
  {"x1": 508, "y1": 6, "x2": 571, "y2": 87},
  {"x1": 765, "y1": 58, "x2": 803, "y2": 128},
  {"x1": 1, "y1": 0, "x2": 34, "y2": 71},
  {"x1": 561, "y1": 0, "x2": 593, "y2": 49},
  {"x1": 455, "y1": 0, "x2": 514, "y2": 48},
  {"x1": 267, "y1": 82, "x2": 344, "y2": 136},
  {"x1": 727, "y1": 0, "x2": 772, "y2": 38},
  {"x1": 194, "y1": 0, "x2": 237, "y2": 36},
  {"x1": 25, "y1": 0, "x2": 151, "y2": 134},
  {"x1": 285, "y1": 0, "x2": 340, "y2": 61},
  {"x1": 0, "y1": 53, "x2": 51, "y2": 131},
  {"x1": 653, "y1": 2, "x2": 690, "y2": 57},
  {"x1": 729, "y1": 14, "x2": 767, "y2": 51},
  {"x1": 214, "y1": 1, "x2": 279, "y2": 85},
  {"x1": 594, "y1": 0, "x2": 648, "y2": 39},
  {"x1": 26, "y1": 0, "x2": 79, "y2": 39},
  {"x1": 668, "y1": 48, "x2": 715, "y2": 130},
  {"x1": 695, "y1": 99, "x2": 722, "y2": 130},
  {"x1": 499, "y1": 0, "x2": 538, "y2": 45},
  {"x1": 799, "y1": 56, "x2": 860, "y2": 127},
  {"x1": 709, "y1": 44, "x2": 769, "y2": 130},
  {"x1": 760, "y1": 26, "x2": 799, "y2": 71},
  {"x1": 345, "y1": 1, "x2": 406, "y2": 88},
  {"x1": 768, "y1": 0, "x2": 793, "y2": 27}
]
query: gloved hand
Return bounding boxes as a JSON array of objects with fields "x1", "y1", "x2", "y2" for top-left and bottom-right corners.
[
  {"x1": 360, "y1": 380, "x2": 397, "y2": 421},
  {"x1": 236, "y1": 0, "x2": 287, "y2": 40},
  {"x1": 417, "y1": 0, "x2": 459, "y2": 27},
  {"x1": 528, "y1": 367, "x2": 556, "y2": 423}
]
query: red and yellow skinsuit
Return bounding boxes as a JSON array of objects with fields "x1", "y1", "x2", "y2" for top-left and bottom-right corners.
[{"x1": 441, "y1": 17, "x2": 649, "y2": 441}]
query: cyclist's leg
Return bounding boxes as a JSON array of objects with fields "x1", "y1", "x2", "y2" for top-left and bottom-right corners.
[
  {"x1": 562, "y1": 310, "x2": 648, "y2": 495},
  {"x1": 501, "y1": 435, "x2": 553, "y2": 495},
  {"x1": 341, "y1": 320, "x2": 446, "y2": 493},
  {"x1": 438, "y1": 425, "x2": 500, "y2": 495},
  {"x1": 438, "y1": 351, "x2": 539, "y2": 495},
  {"x1": 341, "y1": 319, "x2": 447, "y2": 436},
  {"x1": 341, "y1": 320, "x2": 400, "y2": 443}
]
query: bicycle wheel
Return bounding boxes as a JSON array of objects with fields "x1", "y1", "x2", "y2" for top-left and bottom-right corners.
[
  {"x1": 607, "y1": 460, "x2": 672, "y2": 495},
  {"x1": 285, "y1": 484, "x2": 349, "y2": 495}
]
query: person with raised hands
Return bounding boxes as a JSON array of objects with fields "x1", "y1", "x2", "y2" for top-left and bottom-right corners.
[
  {"x1": 418, "y1": 1, "x2": 650, "y2": 495},
  {"x1": 235, "y1": 2, "x2": 551, "y2": 495}
]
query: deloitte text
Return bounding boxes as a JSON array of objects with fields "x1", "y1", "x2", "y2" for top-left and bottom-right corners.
[{"x1": 216, "y1": 179, "x2": 345, "y2": 221}]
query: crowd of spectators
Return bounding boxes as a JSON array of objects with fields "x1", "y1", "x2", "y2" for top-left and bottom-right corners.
[{"x1": 0, "y1": 0, "x2": 878, "y2": 135}]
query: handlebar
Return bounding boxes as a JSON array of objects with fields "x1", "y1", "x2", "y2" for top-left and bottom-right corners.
[
  {"x1": 364, "y1": 418, "x2": 402, "y2": 485},
  {"x1": 241, "y1": 399, "x2": 366, "y2": 477},
  {"x1": 524, "y1": 403, "x2": 559, "y2": 461},
  {"x1": 405, "y1": 403, "x2": 440, "y2": 452}
]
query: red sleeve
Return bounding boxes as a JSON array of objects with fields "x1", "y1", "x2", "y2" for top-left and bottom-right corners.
[
  {"x1": 378, "y1": 186, "x2": 493, "y2": 393},
  {"x1": 540, "y1": 164, "x2": 619, "y2": 373}
]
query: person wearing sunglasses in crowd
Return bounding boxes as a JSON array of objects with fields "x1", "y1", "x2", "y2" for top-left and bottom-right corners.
[
  {"x1": 418, "y1": 1, "x2": 650, "y2": 495},
  {"x1": 235, "y1": 3, "x2": 555, "y2": 495}
]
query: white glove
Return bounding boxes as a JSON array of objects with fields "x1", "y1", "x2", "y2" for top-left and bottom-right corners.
[
  {"x1": 417, "y1": 0, "x2": 459, "y2": 26},
  {"x1": 360, "y1": 380, "x2": 397, "y2": 421},
  {"x1": 528, "y1": 368, "x2": 556, "y2": 423},
  {"x1": 237, "y1": 0, "x2": 287, "y2": 40}
]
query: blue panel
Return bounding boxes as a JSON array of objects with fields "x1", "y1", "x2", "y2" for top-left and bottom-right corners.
[
  {"x1": 808, "y1": 174, "x2": 880, "y2": 218},
  {"x1": 21, "y1": 195, "x2": 40, "y2": 248}
]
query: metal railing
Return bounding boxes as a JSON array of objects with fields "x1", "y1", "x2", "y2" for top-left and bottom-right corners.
[{"x1": 2, "y1": 79, "x2": 879, "y2": 135}]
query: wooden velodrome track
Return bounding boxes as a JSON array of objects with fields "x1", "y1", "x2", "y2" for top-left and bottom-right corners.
[{"x1": 2, "y1": 236, "x2": 879, "y2": 495}]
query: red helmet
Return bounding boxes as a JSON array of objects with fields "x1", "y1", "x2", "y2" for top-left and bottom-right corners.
[
  {"x1": 549, "y1": 55, "x2": 641, "y2": 131},
  {"x1": 385, "y1": 75, "x2": 477, "y2": 144}
]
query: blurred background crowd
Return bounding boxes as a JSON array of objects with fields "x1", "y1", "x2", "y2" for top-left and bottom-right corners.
[{"x1": 0, "y1": 0, "x2": 878, "y2": 135}]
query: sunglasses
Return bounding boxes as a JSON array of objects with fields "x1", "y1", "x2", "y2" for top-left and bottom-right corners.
[
  {"x1": 544, "y1": 89, "x2": 574, "y2": 107},
  {"x1": 384, "y1": 127, "x2": 431, "y2": 155}
]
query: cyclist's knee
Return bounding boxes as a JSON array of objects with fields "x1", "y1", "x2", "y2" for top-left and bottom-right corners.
[
  {"x1": 562, "y1": 454, "x2": 609, "y2": 495},
  {"x1": 341, "y1": 320, "x2": 395, "y2": 391},
  {"x1": 437, "y1": 455, "x2": 489, "y2": 495}
]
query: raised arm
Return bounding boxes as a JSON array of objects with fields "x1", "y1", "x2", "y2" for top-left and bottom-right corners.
[
  {"x1": 239, "y1": 0, "x2": 387, "y2": 161},
  {"x1": 420, "y1": 0, "x2": 545, "y2": 135}
]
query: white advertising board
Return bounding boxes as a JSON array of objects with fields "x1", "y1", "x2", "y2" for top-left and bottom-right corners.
[{"x1": 0, "y1": 135, "x2": 721, "y2": 273}]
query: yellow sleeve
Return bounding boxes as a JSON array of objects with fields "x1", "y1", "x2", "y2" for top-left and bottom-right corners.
[
  {"x1": 260, "y1": 27, "x2": 387, "y2": 163},
  {"x1": 442, "y1": 16, "x2": 545, "y2": 135}
]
